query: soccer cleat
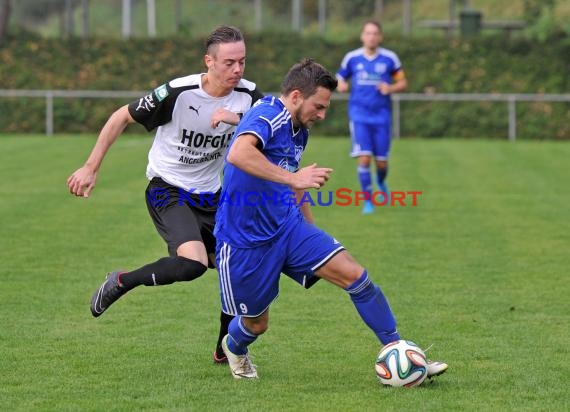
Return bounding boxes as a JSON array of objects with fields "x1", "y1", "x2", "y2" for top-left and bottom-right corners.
[
  {"x1": 426, "y1": 360, "x2": 448, "y2": 378},
  {"x1": 213, "y1": 348, "x2": 228, "y2": 364},
  {"x1": 90, "y1": 271, "x2": 127, "y2": 317},
  {"x1": 221, "y1": 335, "x2": 258, "y2": 379},
  {"x1": 362, "y1": 200, "x2": 374, "y2": 215}
]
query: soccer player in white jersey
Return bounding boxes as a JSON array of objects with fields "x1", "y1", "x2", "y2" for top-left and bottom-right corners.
[
  {"x1": 67, "y1": 26, "x2": 263, "y2": 363},
  {"x1": 336, "y1": 20, "x2": 408, "y2": 214},
  {"x1": 215, "y1": 59, "x2": 446, "y2": 379}
]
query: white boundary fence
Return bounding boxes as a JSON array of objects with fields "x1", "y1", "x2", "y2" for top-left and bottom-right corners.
[
  {"x1": 391, "y1": 93, "x2": 570, "y2": 141},
  {"x1": 0, "y1": 90, "x2": 568, "y2": 140}
]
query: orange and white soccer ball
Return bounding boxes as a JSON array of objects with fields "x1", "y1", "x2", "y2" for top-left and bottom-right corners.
[{"x1": 375, "y1": 340, "x2": 428, "y2": 387}]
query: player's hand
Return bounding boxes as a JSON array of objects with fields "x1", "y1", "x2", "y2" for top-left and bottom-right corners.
[
  {"x1": 336, "y1": 80, "x2": 349, "y2": 93},
  {"x1": 292, "y1": 163, "x2": 333, "y2": 190},
  {"x1": 378, "y1": 82, "x2": 391, "y2": 95},
  {"x1": 210, "y1": 108, "x2": 240, "y2": 128},
  {"x1": 67, "y1": 166, "x2": 97, "y2": 198}
]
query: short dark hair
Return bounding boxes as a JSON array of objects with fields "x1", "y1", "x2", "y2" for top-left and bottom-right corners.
[
  {"x1": 362, "y1": 20, "x2": 382, "y2": 32},
  {"x1": 205, "y1": 26, "x2": 244, "y2": 55},
  {"x1": 281, "y1": 58, "x2": 338, "y2": 98}
]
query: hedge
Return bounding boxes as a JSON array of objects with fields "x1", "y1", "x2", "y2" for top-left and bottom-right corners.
[{"x1": 0, "y1": 32, "x2": 568, "y2": 138}]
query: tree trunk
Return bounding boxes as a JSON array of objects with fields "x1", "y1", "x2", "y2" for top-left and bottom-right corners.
[
  {"x1": 64, "y1": 0, "x2": 74, "y2": 37},
  {"x1": 81, "y1": 0, "x2": 89, "y2": 38},
  {"x1": 402, "y1": 0, "x2": 411, "y2": 35},
  {"x1": 318, "y1": 0, "x2": 326, "y2": 34},
  {"x1": 254, "y1": 0, "x2": 262, "y2": 32},
  {"x1": 0, "y1": 0, "x2": 12, "y2": 45},
  {"x1": 374, "y1": 0, "x2": 383, "y2": 20},
  {"x1": 174, "y1": 0, "x2": 181, "y2": 34},
  {"x1": 122, "y1": 0, "x2": 131, "y2": 39},
  {"x1": 147, "y1": 0, "x2": 156, "y2": 37},
  {"x1": 292, "y1": 0, "x2": 302, "y2": 32}
]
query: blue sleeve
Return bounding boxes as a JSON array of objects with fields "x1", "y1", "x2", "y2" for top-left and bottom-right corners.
[
  {"x1": 337, "y1": 54, "x2": 352, "y2": 80},
  {"x1": 235, "y1": 115, "x2": 273, "y2": 148},
  {"x1": 390, "y1": 53, "x2": 403, "y2": 74}
]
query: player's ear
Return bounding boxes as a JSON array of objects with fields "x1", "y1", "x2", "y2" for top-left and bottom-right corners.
[
  {"x1": 291, "y1": 89, "x2": 303, "y2": 106},
  {"x1": 204, "y1": 54, "x2": 213, "y2": 70}
]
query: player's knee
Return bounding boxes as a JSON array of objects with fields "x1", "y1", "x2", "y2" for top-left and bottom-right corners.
[
  {"x1": 176, "y1": 242, "x2": 209, "y2": 267},
  {"x1": 318, "y1": 252, "x2": 365, "y2": 288},
  {"x1": 249, "y1": 323, "x2": 269, "y2": 335},
  {"x1": 376, "y1": 160, "x2": 388, "y2": 170},
  {"x1": 342, "y1": 267, "x2": 366, "y2": 287},
  {"x1": 243, "y1": 317, "x2": 269, "y2": 335},
  {"x1": 176, "y1": 256, "x2": 208, "y2": 281},
  {"x1": 340, "y1": 252, "x2": 365, "y2": 279}
]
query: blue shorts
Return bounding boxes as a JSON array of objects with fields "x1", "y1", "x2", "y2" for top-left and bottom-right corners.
[
  {"x1": 349, "y1": 121, "x2": 391, "y2": 160},
  {"x1": 216, "y1": 216, "x2": 345, "y2": 317}
]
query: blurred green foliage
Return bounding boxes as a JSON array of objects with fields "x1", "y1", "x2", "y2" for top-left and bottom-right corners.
[{"x1": 0, "y1": 32, "x2": 568, "y2": 138}]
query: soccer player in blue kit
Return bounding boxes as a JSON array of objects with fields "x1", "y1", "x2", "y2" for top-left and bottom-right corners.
[
  {"x1": 337, "y1": 20, "x2": 408, "y2": 214},
  {"x1": 214, "y1": 59, "x2": 447, "y2": 379}
]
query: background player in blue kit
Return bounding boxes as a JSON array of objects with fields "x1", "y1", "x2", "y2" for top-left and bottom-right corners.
[
  {"x1": 214, "y1": 59, "x2": 446, "y2": 379},
  {"x1": 67, "y1": 26, "x2": 262, "y2": 363},
  {"x1": 336, "y1": 20, "x2": 408, "y2": 214}
]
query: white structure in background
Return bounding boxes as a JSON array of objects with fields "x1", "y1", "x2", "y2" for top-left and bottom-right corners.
[
  {"x1": 0, "y1": 90, "x2": 567, "y2": 141},
  {"x1": 122, "y1": 0, "x2": 130, "y2": 38}
]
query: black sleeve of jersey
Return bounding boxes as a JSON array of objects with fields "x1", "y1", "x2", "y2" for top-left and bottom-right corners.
[
  {"x1": 127, "y1": 83, "x2": 193, "y2": 132},
  {"x1": 236, "y1": 88, "x2": 263, "y2": 121},
  {"x1": 251, "y1": 88, "x2": 264, "y2": 105},
  {"x1": 234, "y1": 86, "x2": 264, "y2": 108}
]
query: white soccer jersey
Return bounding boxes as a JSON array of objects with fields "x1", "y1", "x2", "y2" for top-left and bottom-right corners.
[{"x1": 128, "y1": 74, "x2": 262, "y2": 192}]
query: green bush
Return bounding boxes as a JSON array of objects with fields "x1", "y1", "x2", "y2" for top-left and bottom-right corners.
[{"x1": 0, "y1": 33, "x2": 568, "y2": 138}]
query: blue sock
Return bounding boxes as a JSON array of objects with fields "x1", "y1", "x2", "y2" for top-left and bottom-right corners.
[
  {"x1": 358, "y1": 166, "x2": 372, "y2": 201},
  {"x1": 345, "y1": 271, "x2": 400, "y2": 345},
  {"x1": 227, "y1": 316, "x2": 258, "y2": 355}
]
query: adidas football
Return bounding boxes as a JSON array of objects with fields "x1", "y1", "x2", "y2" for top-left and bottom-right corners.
[{"x1": 375, "y1": 340, "x2": 428, "y2": 387}]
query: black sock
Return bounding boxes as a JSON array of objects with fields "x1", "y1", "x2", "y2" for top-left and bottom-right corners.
[
  {"x1": 376, "y1": 166, "x2": 388, "y2": 185},
  {"x1": 118, "y1": 256, "x2": 207, "y2": 291},
  {"x1": 215, "y1": 311, "x2": 235, "y2": 353}
]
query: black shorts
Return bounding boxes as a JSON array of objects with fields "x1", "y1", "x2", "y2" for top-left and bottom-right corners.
[{"x1": 145, "y1": 177, "x2": 219, "y2": 267}]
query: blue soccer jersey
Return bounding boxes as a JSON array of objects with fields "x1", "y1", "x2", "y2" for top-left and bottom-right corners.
[
  {"x1": 215, "y1": 95, "x2": 309, "y2": 248},
  {"x1": 337, "y1": 47, "x2": 403, "y2": 124}
]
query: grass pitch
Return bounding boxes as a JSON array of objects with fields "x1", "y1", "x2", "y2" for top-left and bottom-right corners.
[{"x1": 0, "y1": 135, "x2": 568, "y2": 411}]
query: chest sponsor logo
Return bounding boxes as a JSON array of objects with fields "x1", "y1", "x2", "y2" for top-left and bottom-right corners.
[
  {"x1": 357, "y1": 71, "x2": 382, "y2": 81},
  {"x1": 375, "y1": 63, "x2": 387, "y2": 74},
  {"x1": 180, "y1": 129, "x2": 234, "y2": 149}
]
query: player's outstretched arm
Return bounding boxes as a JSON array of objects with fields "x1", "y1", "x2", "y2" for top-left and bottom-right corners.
[
  {"x1": 226, "y1": 134, "x2": 332, "y2": 190},
  {"x1": 67, "y1": 105, "x2": 135, "y2": 198}
]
